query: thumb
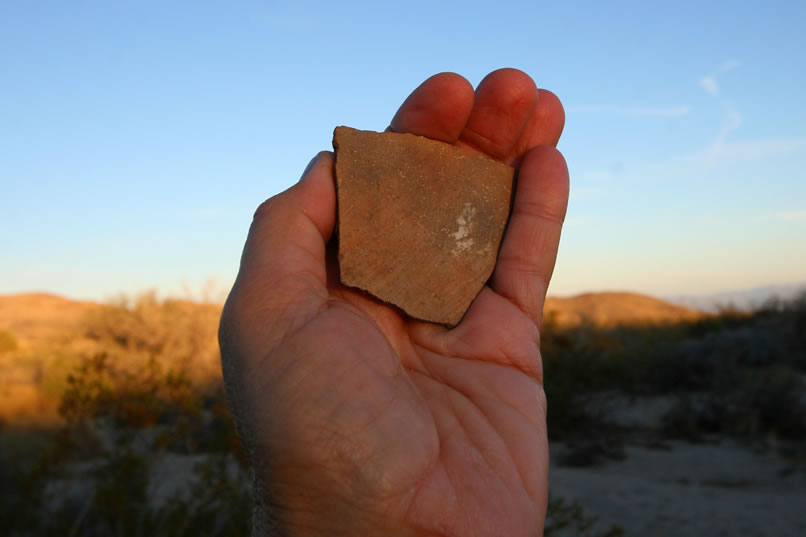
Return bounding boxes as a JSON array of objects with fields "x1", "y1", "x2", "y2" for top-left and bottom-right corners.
[
  {"x1": 239, "y1": 151, "x2": 335, "y2": 289},
  {"x1": 221, "y1": 151, "x2": 336, "y2": 359}
]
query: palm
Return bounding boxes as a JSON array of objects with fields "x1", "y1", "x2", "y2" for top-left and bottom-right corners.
[
  {"x1": 220, "y1": 69, "x2": 568, "y2": 537},
  {"x1": 289, "y1": 285, "x2": 547, "y2": 535}
]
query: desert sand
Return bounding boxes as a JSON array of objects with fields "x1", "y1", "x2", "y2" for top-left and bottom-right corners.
[{"x1": 550, "y1": 439, "x2": 806, "y2": 536}]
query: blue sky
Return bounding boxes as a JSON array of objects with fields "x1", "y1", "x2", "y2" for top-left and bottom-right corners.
[{"x1": 2, "y1": 0, "x2": 805, "y2": 301}]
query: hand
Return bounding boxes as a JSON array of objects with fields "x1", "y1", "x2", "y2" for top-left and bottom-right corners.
[{"x1": 219, "y1": 68, "x2": 569, "y2": 537}]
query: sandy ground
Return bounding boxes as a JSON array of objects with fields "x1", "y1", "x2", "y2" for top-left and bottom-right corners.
[
  {"x1": 550, "y1": 440, "x2": 806, "y2": 537},
  {"x1": 31, "y1": 433, "x2": 806, "y2": 536},
  {"x1": 143, "y1": 437, "x2": 806, "y2": 536}
]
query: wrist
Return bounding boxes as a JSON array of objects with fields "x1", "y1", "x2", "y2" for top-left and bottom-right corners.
[{"x1": 251, "y1": 475, "x2": 419, "y2": 537}]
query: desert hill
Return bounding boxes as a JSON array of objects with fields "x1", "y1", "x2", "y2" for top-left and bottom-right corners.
[
  {"x1": 0, "y1": 293, "x2": 227, "y2": 347},
  {"x1": 0, "y1": 293, "x2": 101, "y2": 347},
  {"x1": 0, "y1": 292, "x2": 223, "y2": 423},
  {"x1": 544, "y1": 291, "x2": 705, "y2": 327}
]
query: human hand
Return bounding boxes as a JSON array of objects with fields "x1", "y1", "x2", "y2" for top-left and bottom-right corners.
[{"x1": 219, "y1": 68, "x2": 568, "y2": 536}]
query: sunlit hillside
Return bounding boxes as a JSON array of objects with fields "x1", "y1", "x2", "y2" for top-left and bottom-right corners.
[
  {"x1": 0, "y1": 292, "x2": 221, "y2": 424},
  {"x1": 544, "y1": 292, "x2": 704, "y2": 327},
  {"x1": 0, "y1": 293, "x2": 100, "y2": 347}
]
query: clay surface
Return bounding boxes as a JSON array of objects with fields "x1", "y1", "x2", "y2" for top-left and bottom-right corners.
[{"x1": 333, "y1": 126, "x2": 514, "y2": 326}]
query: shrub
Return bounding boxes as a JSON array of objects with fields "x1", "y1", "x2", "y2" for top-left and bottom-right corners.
[
  {"x1": 723, "y1": 366, "x2": 806, "y2": 440},
  {"x1": 544, "y1": 495, "x2": 625, "y2": 537},
  {"x1": 0, "y1": 342, "x2": 251, "y2": 537},
  {"x1": 59, "y1": 353, "x2": 200, "y2": 430},
  {"x1": 79, "y1": 291, "x2": 222, "y2": 386},
  {"x1": 660, "y1": 394, "x2": 724, "y2": 441},
  {"x1": 544, "y1": 293, "x2": 806, "y2": 448},
  {"x1": 0, "y1": 329, "x2": 17, "y2": 353}
]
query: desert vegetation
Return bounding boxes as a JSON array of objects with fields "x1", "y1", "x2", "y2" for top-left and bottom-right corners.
[
  {"x1": 0, "y1": 293, "x2": 247, "y2": 536},
  {"x1": 1, "y1": 290, "x2": 804, "y2": 535},
  {"x1": 543, "y1": 292, "x2": 806, "y2": 466}
]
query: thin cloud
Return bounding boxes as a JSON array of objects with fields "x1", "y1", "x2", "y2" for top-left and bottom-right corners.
[
  {"x1": 701, "y1": 60, "x2": 742, "y2": 163},
  {"x1": 699, "y1": 60, "x2": 739, "y2": 97},
  {"x1": 570, "y1": 105, "x2": 691, "y2": 118},
  {"x1": 579, "y1": 135, "x2": 806, "y2": 190},
  {"x1": 699, "y1": 76, "x2": 720, "y2": 96},
  {"x1": 708, "y1": 136, "x2": 806, "y2": 163},
  {"x1": 684, "y1": 134, "x2": 806, "y2": 170},
  {"x1": 705, "y1": 105, "x2": 743, "y2": 163},
  {"x1": 631, "y1": 106, "x2": 692, "y2": 117}
]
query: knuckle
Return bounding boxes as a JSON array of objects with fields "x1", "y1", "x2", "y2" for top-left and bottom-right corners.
[
  {"x1": 253, "y1": 195, "x2": 283, "y2": 221},
  {"x1": 515, "y1": 195, "x2": 566, "y2": 225}
]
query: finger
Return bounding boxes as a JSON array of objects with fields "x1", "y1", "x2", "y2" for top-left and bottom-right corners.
[
  {"x1": 225, "y1": 151, "x2": 335, "y2": 351},
  {"x1": 219, "y1": 153, "x2": 336, "y2": 402},
  {"x1": 491, "y1": 146, "x2": 569, "y2": 326},
  {"x1": 388, "y1": 72, "x2": 475, "y2": 142},
  {"x1": 238, "y1": 151, "x2": 336, "y2": 286},
  {"x1": 220, "y1": 152, "x2": 336, "y2": 366},
  {"x1": 511, "y1": 89, "x2": 566, "y2": 163},
  {"x1": 458, "y1": 68, "x2": 538, "y2": 162}
]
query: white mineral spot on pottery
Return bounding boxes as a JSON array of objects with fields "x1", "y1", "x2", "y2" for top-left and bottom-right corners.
[
  {"x1": 454, "y1": 238, "x2": 475, "y2": 253},
  {"x1": 452, "y1": 203, "x2": 477, "y2": 256}
]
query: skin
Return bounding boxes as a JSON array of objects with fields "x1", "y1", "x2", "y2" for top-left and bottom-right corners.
[{"x1": 219, "y1": 68, "x2": 569, "y2": 537}]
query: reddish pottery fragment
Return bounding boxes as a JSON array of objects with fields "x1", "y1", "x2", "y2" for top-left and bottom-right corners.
[{"x1": 333, "y1": 126, "x2": 513, "y2": 326}]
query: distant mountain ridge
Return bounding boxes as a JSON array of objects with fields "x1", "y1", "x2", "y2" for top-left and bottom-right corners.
[
  {"x1": 0, "y1": 293, "x2": 221, "y2": 347},
  {"x1": 544, "y1": 292, "x2": 704, "y2": 327},
  {"x1": 0, "y1": 292, "x2": 704, "y2": 341},
  {"x1": 0, "y1": 293, "x2": 100, "y2": 345},
  {"x1": 666, "y1": 282, "x2": 806, "y2": 313}
]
